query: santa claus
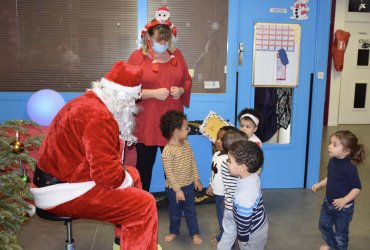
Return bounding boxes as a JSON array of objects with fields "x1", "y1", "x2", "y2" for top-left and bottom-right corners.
[{"x1": 30, "y1": 60, "x2": 158, "y2": 250}]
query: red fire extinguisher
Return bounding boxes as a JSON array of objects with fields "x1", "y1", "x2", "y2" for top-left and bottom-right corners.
[{"x1": 332, "y1": 29, "x2": 350, "y2": 72}]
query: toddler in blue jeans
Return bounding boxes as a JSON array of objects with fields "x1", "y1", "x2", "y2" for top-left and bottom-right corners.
[
  {"x1": 312, "y1": 130, "x2": 366, "y2": 250},
  {"x1": 160, "y1": 110, "x2": 203, "y2": 245}
]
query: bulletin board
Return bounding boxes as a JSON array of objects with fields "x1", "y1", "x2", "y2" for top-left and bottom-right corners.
[{"x1": 252, "y1": 23, "x2": 301, "y2": 87}]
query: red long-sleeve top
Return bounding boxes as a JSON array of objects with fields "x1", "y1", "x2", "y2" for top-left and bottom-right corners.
[{"x1": 128, "y1": 49, "x2": 192, "y2": 146}]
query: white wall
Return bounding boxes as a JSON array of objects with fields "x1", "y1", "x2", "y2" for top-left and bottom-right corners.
[
  {"x1": 328, "y1": 0, "x2": 370, "y2": 126},
  {"x1": 328, "y1": 0, "x2": 346, "y2": 126}
]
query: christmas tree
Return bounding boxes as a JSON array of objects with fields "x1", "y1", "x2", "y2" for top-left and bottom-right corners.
[{"x1": 0, "y1": 120, "x2": 44, "y2": 249}]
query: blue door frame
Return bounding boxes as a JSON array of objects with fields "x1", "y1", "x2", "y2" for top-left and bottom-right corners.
[
  {"x1": 0, "y1": 0, "x2": 331, "y2": 192},
  {"x1": 234, "y1": 0, "x2": 332, "y2": 189}
]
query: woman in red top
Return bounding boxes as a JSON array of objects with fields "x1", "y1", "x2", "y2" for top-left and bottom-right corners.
[{"x1": 128, "y1": 6, "x2": 192, "y2": 191}]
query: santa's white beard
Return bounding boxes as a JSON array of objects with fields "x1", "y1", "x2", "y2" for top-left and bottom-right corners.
[{"x1": 91, "y1": 81, "x2": 140, "y2": 145}]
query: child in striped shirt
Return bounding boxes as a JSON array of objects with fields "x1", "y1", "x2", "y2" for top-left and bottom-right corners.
[
  {"x1": 159, "y1": 110, "x2": 203, "y2": 245},
  {"x1": 217, "y1": 129, "x2": 248, "y2": 250},
  {"x1": 228, "y1": 140, "x2": 268, "y2": 250}
]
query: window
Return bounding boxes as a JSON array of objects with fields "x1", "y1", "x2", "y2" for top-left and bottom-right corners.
[
  {"x1": 353, "y1": 83, "x2": 367, "y2": 109},
  {"x1": 148, "y1": 1, "x2": 228, "y2": 93},
  {"x1": 0, "y1": 0, "x2": 137, "y2": 91}
]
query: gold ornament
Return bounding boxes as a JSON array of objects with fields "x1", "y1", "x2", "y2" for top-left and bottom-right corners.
[
  {"x1": 10, "y1": 140, "x2": 24, "y2": 154},
  {"x1": 22, "y1": 211, "x2": 30, "y2": 222}
]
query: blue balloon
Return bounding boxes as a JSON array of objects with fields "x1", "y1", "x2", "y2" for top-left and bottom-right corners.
[{"x1": 27, "y1": 89, "x2": 65, "y2": 126}]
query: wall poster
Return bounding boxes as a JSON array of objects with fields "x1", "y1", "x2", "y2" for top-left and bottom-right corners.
[{"x1": 252, "y1": 22, "x2": 301, "y2": 87}]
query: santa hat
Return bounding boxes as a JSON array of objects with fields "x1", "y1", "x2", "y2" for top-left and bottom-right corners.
[
  {"x1": 101, "y1": 60, "x2": 142, "y2": 95},
  {"x1": 141, "y1": 6, "x2": 177, "y2": 72}
]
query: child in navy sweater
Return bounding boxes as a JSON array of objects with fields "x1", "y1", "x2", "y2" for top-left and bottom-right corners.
[{"x1": 312, "y1": 130, "x2": 366, "y2": 250}]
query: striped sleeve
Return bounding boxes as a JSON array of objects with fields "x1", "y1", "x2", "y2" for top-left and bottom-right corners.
[
  {"x1": 162, "y1": 149, "x2": 181, "y2": 191},
  {"x1": 221, "y1": 158, "x2": 238, "y2": 210},
  {"x1": 162, "y1": 140, "x2": 198, "y2": 191},
  {"x1": 187, "y1": 141, "x2": 199, "y2": 181},
  {"x1": 233, "y1": 193, "x2": 267, "y2": 243}
]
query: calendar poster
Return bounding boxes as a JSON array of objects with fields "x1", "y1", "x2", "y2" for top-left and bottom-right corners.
[{"x1": 252, "y1": 23, "x2": 301, "y2": 87}]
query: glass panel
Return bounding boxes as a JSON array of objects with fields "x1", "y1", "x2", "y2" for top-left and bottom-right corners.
[
  {"x1": 357, "y1": 49, "x2": 369, "y2": 66},
  {"x1": 354, "y1": 83, "x2": 367, "y2": 109},
  {"x1": 348, "y1": 0, "x2": 370, "y2": 12},
  {"x1": 254, "y1": 87, "x2": 292, "y2": 144},
  {"x1": 148, "y1": 1, "x2": 228, "y2": 93}
]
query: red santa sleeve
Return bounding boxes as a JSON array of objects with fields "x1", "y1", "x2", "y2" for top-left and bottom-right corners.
[
  {"x1": 82, "y1": 118, "x2": 125, "y2": 189},
  {"x1": 175, "y1": 49, "x2": 192, "y2": 107}
]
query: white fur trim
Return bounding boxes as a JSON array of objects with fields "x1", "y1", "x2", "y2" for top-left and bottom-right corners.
[
  {"x1": 240, "y1": 114, "x2": 259, "y2": 126},
  {"x1": 100, "y1": 78, "x2": 141, "y2": 96},
  {"x1": 31, "y1": 182, "x2": 95, "y2": 209},
  {"x1": 115, "y1": 171, "x2": 133, "y2": 189},
  {"x1": 31, "y1": 173, "x2": 133, "y2": 209}
]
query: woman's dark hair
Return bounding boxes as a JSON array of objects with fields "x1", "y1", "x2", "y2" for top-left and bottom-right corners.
[
  {"x1": 221, "y1": 129, "x2": 248, "y2": 153},
  {"x1": 332, "y1": 130, "x2": 367, "y2": 164},
  {"x1": 160, "y1": 110, "x2": 187, "y2": 140},
  {"x1": 237, "y1": 108, "x2": 262, "y2": 127},
  {"x1": 228, "y1": 140, "x2": 264, "y2": 173}
]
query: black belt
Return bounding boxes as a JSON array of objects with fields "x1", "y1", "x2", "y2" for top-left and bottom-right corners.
[{"x1": 33, "y1": 165, "x2": 64, "y2": 187}]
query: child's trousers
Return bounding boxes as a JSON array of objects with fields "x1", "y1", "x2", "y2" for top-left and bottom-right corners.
[
  {"x1": 319, "y1": 198, "x2": 354, "y2": 250},
  {"x1": 238, "y1": 221, "x2": 268, "y2": 250},
  {"x1": 217, "y1": 209, "x2": 237, "y2": 250},
  {"x1": 166, "y1": 182, "x2": 200, "y2": 237}
]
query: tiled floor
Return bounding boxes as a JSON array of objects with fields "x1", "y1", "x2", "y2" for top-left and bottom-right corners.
[{"x1": 19, "y1": 125, "x2": 370, "y2": 249}]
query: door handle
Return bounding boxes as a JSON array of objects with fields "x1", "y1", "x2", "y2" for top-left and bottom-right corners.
[{"x1": 238, "y1": 42, "x2": 244, "y2": 65}]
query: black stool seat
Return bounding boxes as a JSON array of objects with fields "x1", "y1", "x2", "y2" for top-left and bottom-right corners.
[{"x1": 36, "y1": 207, "x2": 77, "y2": 221}]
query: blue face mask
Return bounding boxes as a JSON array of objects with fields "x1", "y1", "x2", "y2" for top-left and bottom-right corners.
[{"x1": 152, "y1": 41, "x2": 169, "y2": 54}]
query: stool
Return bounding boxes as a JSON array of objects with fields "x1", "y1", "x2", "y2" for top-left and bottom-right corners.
[{"x1": 36, "y1": 207, "x2": 78, "y2": 250}]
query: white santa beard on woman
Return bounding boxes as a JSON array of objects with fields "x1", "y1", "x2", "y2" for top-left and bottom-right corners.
[{"x1": 91, "y1": 81, "x2": 140, "y2": 145}]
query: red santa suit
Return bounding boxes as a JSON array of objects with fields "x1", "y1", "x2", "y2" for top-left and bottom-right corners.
[{"x1": 30, "y1": 61, "x2": 158, "y2": 250}]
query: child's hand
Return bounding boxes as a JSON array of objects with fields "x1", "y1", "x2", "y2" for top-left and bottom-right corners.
[
  {"x1": 194, "y1": 179, "x2": 203, "y2": 191},
  {"x1": 206, "y1": 186, "x2": 213, "y2": 196},
  {"x1": 311, "y1": 183, "x2": 321, "y2": 192},
  {"x1": 332, "y1": 198, "x2": 347, "y2": 210},
  {"x1": 175, "y1": 190, "x2": 185, "y2": 203}
]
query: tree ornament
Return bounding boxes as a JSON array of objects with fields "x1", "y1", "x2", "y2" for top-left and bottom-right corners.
[
  {"x1": 11, "y1": 140, "x2": 25, "y2": 154},
  {"x1": 21, "y1": 174, "x2": 29, "y2": 183},
  {"x1": 21, "y1": 211, "x2": 31, "y2": 222},
  {"x1": 11, "y1": 130, "x2": 24, "y2": 154}
]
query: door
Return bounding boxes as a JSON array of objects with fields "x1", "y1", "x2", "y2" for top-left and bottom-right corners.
[
  {"x1": 338, "y1": 22, "x2": 370, "y2": 124},
  {"x1": 236, "y1": 0, "x2": 319, "y2": 188}
]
